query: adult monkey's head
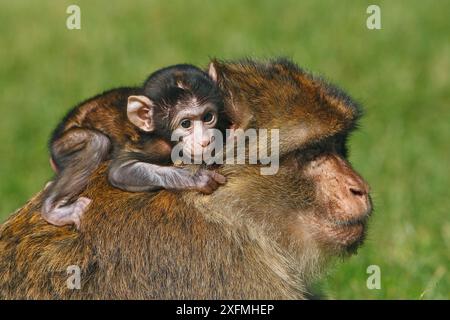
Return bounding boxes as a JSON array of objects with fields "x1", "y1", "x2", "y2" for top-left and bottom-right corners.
[{"x1": 202, "y1": 58, "x2": 372, "y2": 267}]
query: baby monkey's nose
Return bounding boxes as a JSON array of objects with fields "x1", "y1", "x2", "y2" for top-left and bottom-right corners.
[{"x1": 200, "y1": 139, "x2": 211, "y2": 147}]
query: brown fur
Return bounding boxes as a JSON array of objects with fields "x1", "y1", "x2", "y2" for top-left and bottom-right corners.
[
  {"x1": 51, "y1": 88, "x2": 143, "y2": 150},
  {"x1": 0, "y1": 58, "x2": 370, "y2": 299}
]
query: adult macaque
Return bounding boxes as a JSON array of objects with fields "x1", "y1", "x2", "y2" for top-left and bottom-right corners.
[
  {"x1": 0, "y1": 58, "x2": 372, "y2": 299},
  {"x1": 42, "y1": 64, "x2": 227, "y2": 228}
]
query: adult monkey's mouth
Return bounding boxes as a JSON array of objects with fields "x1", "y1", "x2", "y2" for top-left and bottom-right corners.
[
  {"x1": 330, "y1": 210, "x2": 371, "y2": 227},
  {"x1": 331, "y1": 221, "x2": 367, "y2": 253}
]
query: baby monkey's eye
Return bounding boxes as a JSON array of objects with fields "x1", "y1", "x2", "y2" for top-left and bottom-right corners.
[
  {"x1": 203, "y1": 112, "x2": 214, "y2": 123},
  {"x1": 180, "y1": 119, "x2": 192, "y2": 128}
]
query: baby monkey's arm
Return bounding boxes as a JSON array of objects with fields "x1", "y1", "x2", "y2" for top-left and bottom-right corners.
[{"x1": 108, "y1": 152, "x2": 226, "y2": 194}]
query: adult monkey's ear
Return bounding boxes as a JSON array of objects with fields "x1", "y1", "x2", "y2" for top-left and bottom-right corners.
[
  {"x1": 208, "y1": 59, "x2": 229, "y2": 88},
  {"x1": 207, "y1": 59, "x2": 253, "y2": 130},
  {"x1": 127, "y1": 95, "x2": 155, "y2": 132},
  {"x1": 208, "y1": 61, "x2": 218, "y2": 82}
]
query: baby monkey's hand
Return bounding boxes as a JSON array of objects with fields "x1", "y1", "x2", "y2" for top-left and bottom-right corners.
[{"x1": 192, "y1": 169, "x2": 227, "y2": 194}]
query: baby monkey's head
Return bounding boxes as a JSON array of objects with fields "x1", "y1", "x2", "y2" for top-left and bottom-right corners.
[{"x1": 127, "y1": 64, "x2": 227, "y2": 162}]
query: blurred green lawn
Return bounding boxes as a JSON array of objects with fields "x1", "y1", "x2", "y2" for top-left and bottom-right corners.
[{"x1": 0, "y1": 0, "x2": 448, "y2": 299}]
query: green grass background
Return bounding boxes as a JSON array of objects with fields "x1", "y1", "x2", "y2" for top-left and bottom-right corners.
[{"x1": 0, "y1": 0, "x2": 448, "y2": 299}]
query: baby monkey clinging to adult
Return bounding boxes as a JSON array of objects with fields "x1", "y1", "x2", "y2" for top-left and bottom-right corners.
[{"x1": 42, "y1": 64, "x2": 228, "y2": 228}]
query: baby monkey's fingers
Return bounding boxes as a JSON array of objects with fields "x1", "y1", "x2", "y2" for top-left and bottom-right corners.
[
  {"x1": 210, "y1": 171, "x2": 227, "y2": 185},
  {"x1": 193, "y1": 170, "x2": 225, "y2": 194}
]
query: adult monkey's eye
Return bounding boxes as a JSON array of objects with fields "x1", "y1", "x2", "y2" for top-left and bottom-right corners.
[
  {"x1": 203, "y1": 112, "x2": 214, "y2": 123},
  {"x1": 180, "y1": 119, "x2": 192, "y2": 128}
]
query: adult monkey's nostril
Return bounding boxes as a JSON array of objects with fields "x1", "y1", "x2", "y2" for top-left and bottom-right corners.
[
  {"x1": 347, "y1": 174, "x2": 370, "y2": 198},
  {"x1": 349, "y1": 187, "x2": 366, "y2": 197}
]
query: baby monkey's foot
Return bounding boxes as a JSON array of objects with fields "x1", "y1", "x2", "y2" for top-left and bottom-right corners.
[
  {"x1": 192, "y1": 170, "x2": 227, "y2": 194},
  {"x1": 43, "y1": 197, "x2": 92, "y2": 230},
  {"x1": 70, "y1": 197, "x2": 92, "y2": 229}
]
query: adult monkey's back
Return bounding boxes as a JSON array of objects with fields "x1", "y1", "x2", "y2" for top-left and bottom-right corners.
[{"x1": 0, "y1": 58, "x2": 372, "y2": 299}]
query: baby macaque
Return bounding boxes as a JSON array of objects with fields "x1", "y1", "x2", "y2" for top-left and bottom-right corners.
[{"x1": 42, "y1": 64, "x2": 228, "y2": 228}]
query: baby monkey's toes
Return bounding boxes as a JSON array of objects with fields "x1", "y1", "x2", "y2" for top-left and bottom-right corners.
[
  {"x1": 72, "y1": 197, "x2": 92, "y2": 229},
  {"x1": 42, "y1": 196, "x2": 92, "y2": 229}
]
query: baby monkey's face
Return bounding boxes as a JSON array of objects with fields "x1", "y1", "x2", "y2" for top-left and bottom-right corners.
[
  {"x1": 170, "y1": 102, "x2": 220, "y2": 162},
  {"x1": 126, "y1": 94, "x2": 224, "y2": 164}
]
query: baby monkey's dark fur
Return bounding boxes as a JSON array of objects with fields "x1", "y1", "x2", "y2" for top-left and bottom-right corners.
[{"x1": 43, "y1": 64, "x2": 227, "y2": 228}]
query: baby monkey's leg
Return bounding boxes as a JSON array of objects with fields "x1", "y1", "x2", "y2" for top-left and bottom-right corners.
[
  {"x1": 109, "y1": 152, "x2": 226, "y2": 194},
  {"x1": 42, "y1": 128, "x2": 111, "y2": 228}
]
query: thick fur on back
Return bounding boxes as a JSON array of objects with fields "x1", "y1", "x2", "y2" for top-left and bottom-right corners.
[{"x1": 0, "y1": 165, "x2": 303, "y2": 299}]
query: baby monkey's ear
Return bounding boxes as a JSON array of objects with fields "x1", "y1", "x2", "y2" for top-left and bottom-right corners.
[{"x1": 127, "y1": 95, "x2": 155, "y2": 132}]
